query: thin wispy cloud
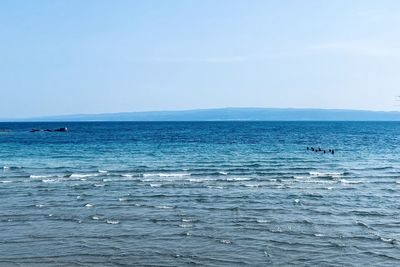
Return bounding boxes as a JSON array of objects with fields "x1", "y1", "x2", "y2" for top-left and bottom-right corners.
[
  {"x1": 309, "y1": 42, "x2": 400, "y2": 57},
  {"x1": 149, "y1": 56, "x2": 250, "y2": 64},
  {"x1": 147, "y1": 52, "x2": 303, "y2": 64}
]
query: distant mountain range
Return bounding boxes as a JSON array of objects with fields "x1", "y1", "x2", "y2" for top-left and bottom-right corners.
[{"x1": 4, "y1": 108, "x2": 400, "y2": 121}]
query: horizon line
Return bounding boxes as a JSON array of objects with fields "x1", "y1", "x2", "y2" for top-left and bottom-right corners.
[
  {"x1": 2, "y1": 107, "x2": 400, "y2": 122},
  {"x1": 4, "y1": 106, "x2": 400, "y2": 120}
]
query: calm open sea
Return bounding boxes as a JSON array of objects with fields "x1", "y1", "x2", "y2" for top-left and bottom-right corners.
[{"x1": 1, "y1": 122, "x2": 400, "y2": 266}]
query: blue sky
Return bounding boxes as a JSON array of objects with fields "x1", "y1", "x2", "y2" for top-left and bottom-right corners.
[{"x1": 1, "y1": 0, "x2": 400, "y2": 118}]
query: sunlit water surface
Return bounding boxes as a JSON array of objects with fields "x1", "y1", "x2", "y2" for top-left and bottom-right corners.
[{"x1": 1, "y1": 122, "x2": 400, "y2": 266}]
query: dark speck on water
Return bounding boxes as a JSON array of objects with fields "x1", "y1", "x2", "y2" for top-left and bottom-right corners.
[{"x1": 0, "y1": 121, "x2": 400, "y2": 266}]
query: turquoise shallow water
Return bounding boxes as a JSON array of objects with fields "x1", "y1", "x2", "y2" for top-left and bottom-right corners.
[{"x1": 0, "y1": 121, "x2": 400, "y2": 266}]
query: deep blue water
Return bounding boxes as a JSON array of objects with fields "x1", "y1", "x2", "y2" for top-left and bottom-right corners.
[{"x1": 1, "y1": 122, "x2": 400, "y2": 266}]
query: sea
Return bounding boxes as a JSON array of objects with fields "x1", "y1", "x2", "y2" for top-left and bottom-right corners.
[{"x1": 0, "y1": 121, "x2": 399, "y2": 266}]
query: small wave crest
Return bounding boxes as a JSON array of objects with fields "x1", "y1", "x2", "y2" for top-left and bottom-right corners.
[
  {"x1": 30, "y1": 175, "x2": 53, "y2": 179},
  {"x1": 293, "y1": 175, "x2": 308, "y2": 179},
  {"x1": 42, "y1": 179, "x2": 57, "y2": 183},
  {"x1": 106, "y1": 220, "x2": 120, "y2": 225},
  {"x1": 243, "y1": 184, "x2": 261, "y2": 187},
  {"x1": 341, "y1": 179, "x2": 361, "y2": 184},
  {"x1": 3, "y1": 166, "x2": 22, "y2": 170},
  {"x1": 226, "y1": 177, "x2": 252, "y2": 182},
  {"x1": 70, "y1": 173, "x2": 99, "y2": 178},
  {"x1": 380, "y1": 237, "x2": 397, "y2": 244},
  {"x1": 314, "y1": 233, "x2": 325, "y2": 237},
  {"x1": 310, "y1": 171, "x2": 343, "y2": 178},
  {"x1": 179, "y1": 224, "x2": 193, "y2": 228},
  {"x1": 154, "y1": 205, "x2": 175, "y2": 209},
  {"x1": 143, "y1": 173, "x2": 191, "y2": 178}
]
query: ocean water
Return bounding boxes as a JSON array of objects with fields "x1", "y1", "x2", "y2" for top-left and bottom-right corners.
[{"x1": 0, "y1": 121, "x2": 400, "y2": 266}]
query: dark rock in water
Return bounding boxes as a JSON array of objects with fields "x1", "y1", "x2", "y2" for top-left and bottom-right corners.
[
  {"x1": 54, "y1": 127, "x2": 68, "y2": 132},
  {"x1": 30, "y1": 127, "x2": 68, "y2": 133}
]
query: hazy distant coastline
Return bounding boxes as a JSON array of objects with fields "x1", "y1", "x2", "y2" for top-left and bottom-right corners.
[{"x1": 3, "y1": 108, "x2": 400, "y2": 122}]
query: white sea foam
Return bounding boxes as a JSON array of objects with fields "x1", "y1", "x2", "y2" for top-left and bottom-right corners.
[
  {"x1": 30, "y1": 175, "x2": 52, "y2": 179},
  {"x1": 187, "y1": 178, "x2": 205, "y2": 183},
  {"x1": 182, "y1": 218, "x2": 196, "y2": 223},
  {"x1": 121, "y1": 174, "x2": 133, "y2": 178},
  {"x1": 106, "y1": 220, "x2": 120, "y2": 225},
  {"x1": 257, "y1": 219, "x2": 270, "y2": 223},
  {"x1": 150, "y1": 183, "x2": 161, "y2": 187},
  {"x1": 92, "y1": 216, "x2": 99, "y2": 220},
  {"x1": 3, "y1": 166, "x2": 9, "y2": 169},
  {"x1": 218, "y1": 171, "x2": 228, "y2": 175},
  {"x1": 42, "y1": 179, "x2": 56, "y2": 183},
  {"x1": 380, "y1": 237, "x2": 397, "y2": 244},
  {"x1": 70, "y1": 173, "x2": 97, "y2": 178},
  {"x1": 293, "y1": 176, "x2": 308, "y2": 179},
  {"x1": 143, "y1": 173, "x2": 157, "y2": 177},
  {"x1": 98, "y1": 170, "x2": 108, "y2": 174},
  {"x1": 0, "y1": 180, "x2": 12, "y2": 183},
  {"x1": 220, "y1": 239, "x2": 232, "y2": 244},
  {"x1": 85, "y1": 203, "x2": 93, "y2": 208},
  {"x1": 158, "y1": 173, "x2": 191, "y2": 177},
  {"x1": 179, "y1": 224, "x2": 193, "y2": 228}
]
